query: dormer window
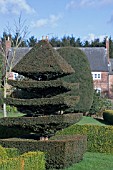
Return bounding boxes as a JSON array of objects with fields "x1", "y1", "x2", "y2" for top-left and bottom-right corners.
[{"x1": 92, "y1": 72, "x2": 101, "y2": 80}]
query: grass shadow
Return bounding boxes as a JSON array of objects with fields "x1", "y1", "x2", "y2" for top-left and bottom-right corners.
[{"x1": 94, "y1": 118, "x2": 111, "y2": 126}]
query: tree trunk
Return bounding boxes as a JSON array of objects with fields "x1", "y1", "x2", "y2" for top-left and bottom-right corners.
[{"x1": 3, "y1": 82, "x2": 7, "y2": 117}]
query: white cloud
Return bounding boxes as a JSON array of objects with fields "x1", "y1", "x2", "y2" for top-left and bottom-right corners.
[
  {"x1": 82, "y1": 33, "x2": 106, "y2": 42},
  {"x1": 0, "y1": 0, "x2": 35, "y2": 14},
  {"x1": 32, "y1": 19, "x2": 48, "y2": 28},
  {"x1": 49, "y1": 14, "x2": 62, "y2": 27},
  {"x1": 66, "y1": 0, "x2": 113, "y2": 9},
  {"x1": 31, "y1": 14, "x2": 63, "y2": 28}
]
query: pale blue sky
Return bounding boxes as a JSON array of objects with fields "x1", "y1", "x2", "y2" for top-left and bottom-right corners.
[{"x1": 0, "y1": 0, "x2": 113, "y2": 42}]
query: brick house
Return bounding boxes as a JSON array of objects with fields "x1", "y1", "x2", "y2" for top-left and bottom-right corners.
[
  {"x1": 5, "y1": 37, "x2": 113, "y2": 98},
  {"x1": 80, "y1": 38, "x2": 113, "y2": 98}
]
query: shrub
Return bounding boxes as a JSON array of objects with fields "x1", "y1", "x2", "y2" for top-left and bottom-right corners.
[
  {"x1": 89, "y1": 90, "x2": 112, "y2": 116},
  {"x1": 20, "y1": 151, "x2": 45, "y2": 170},
  {"x1": 57, "y1": 47, "x2": 93, "y2": 113},
  {"x1": 0, "y1": 145, "x2": 8, "y2": 159},
  {"x1": 6, "y1": 105, "x2": 17, "y2": 113},
  {"x1": 103, "y1": 110, "x2": 113, "y2": 125},
  {"x1": 0, "y1": 158, "x2": 20, "y2": 170},
  {"x1": 55, "y1": 124, "x2": 113, "y2": 153},
  {"x1": 0, "y1": 151, "x2": 45, "y2": 170},
  {"x1": 0, "y1": 113, "x2": 83, "y2": 137},
  {"x1": 0, "y1": 135, "x2": 87, "y2": 169},
  {"x1": 5, "y1": 148, "x2": 20, "y2": 158},
  {"x1": 0, "y1": 125, "x2": 30, "y2": 139}
]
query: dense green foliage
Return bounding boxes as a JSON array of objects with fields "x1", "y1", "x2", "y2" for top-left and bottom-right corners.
[
  {"x1": 0, "y1": 145, "x2": 8, "y2": 159},
  {"x1": 0, "y1": 149, "x2": 45, "y2": 170},
  {"x1": 89, "y1": 91, "x2": 112, "y2": 116},
  {"x1": 0, "y1": 135, "x2": 87, "y2": 169},
  {"x1": 55, "y1": 124, "x2": 113, "y2": 153},
  {"x1": 65, "y1": 152, "x2": 113, "y2": 170},
  {"x1": 0, "y1": 125, "x2": 30, "y2": 138},
  {"x1": 5, "y1": 40, "x2": 81, "y2": 138},
  {"x1": 7, "y1": 40, "x2": 78, "y2": 116},
  {"x1": 57, "y1": 47, "x2": 93, "y2": 113},
  {"x1": 12, "y1": 40, "x2": 74, "y2": 76},
  {"x1": 103, "y1": 110, "x2": 113, "y2": 124},
  {"x1": 0, "y1": 113, "x2": 82, "y2": 137},
  {"x1": 5, "y1": 148, "x2": 20, "y2": 158}
]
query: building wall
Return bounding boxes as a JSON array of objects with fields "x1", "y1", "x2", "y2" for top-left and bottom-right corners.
[
  {"x1": 93, "y1": 72, "x2": 109, "y2": 97},
  {"x1": 108, "y1": 74, "x2": 113, "y2": 98}
]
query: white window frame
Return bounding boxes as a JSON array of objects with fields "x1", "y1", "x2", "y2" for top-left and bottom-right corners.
[
  {"x1": 92, "y1": 72, "x2": 101, "y2": 80},
  {"x1": 94, "y1": 87, "x2": 101, "y2": 94},
  {"x1": 13, "y1": 72, "x2": 18, "y2": 80}
]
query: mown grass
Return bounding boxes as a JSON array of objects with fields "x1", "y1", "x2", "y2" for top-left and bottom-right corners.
[
  {"x1": 0, "y1": 110, "x2": 25, "y2": 118},
  {"x1": 77, "y1": 116, "x2": 110, "y2": 126},
  {"x1": 65, "y1": 152, "x2": 113, "y2": 170}
]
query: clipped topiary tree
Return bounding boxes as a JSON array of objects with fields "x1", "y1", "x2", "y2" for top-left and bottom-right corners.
[
  {"x1": 57, "y1": 47, "x2": 93, "y2": 113},
  {"x1": 0, "y1": 40, "x2": 87, "y2": 169},
  {"x1": 4, "y1": 40, "x2": 82, "y2": 138}
]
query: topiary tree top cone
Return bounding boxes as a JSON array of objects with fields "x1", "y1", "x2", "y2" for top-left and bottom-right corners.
[{"x1": 12, "y1": 40, "x2": 75, "y2": 79}]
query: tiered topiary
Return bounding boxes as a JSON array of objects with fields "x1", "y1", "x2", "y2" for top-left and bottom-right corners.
[
  {"x1": 1, "y1": 40, "x2": 87, "y2": 169},
  {"x1": 5, "y1": 40, "x2": 82, "y2": 138}
]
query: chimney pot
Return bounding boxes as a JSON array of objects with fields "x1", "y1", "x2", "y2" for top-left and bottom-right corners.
[{"x1": 42, "y1": 36, "x2": 44, "y2": 40}]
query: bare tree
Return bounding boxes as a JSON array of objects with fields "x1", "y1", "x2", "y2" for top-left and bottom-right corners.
[{"x1": 1, "y1": 15, "x2": 28, "y2": 117}]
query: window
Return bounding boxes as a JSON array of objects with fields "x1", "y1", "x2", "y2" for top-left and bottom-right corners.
[
  {"x1": 92, "y1": 72, "x2": 101, "y2": 80},
  {"x1": 13, "y1": 73, "x2": 18, "y2": 80},
  {"x1": 95, "y1": 88, "x2": 101, "y2": 94},
  {"x1": 98, "y1": 74, "x2": 100, "y2": 78},
  {"x1": 95, "y1": 74, "x2": 97, "y2": 78}
]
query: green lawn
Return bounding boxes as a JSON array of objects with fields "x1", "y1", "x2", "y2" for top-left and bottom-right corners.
[
  {"x1": 77, "y1": 116, "x2": 109, "y2": 126},
  {"x1": 0, "y1": 110, "x2": 25, "y2": 118},
  {"x1": 65, "y1": 152, "x2": 113, "y2": 170}
]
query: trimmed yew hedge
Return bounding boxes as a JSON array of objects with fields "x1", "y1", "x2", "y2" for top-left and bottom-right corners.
[
  {"x1": 0, "y1": 113, "x2": 83, "y2": 137},
  {"x1": 0, "y1": 151, "x2": 45, "y2": 170},
  {"x1": 5, "y1": 96, "x2": 79, "y2": 107},
  {"x1": 55, "y1": 124, "x2": 113, "y2": 153},
  {"x1": 12, "y1": 40, "x2": 75, "y2": 76},
  {"x1": 0, "y1": 126, "x2": 30, "y2": 139},
  {"x1": 0, "y1": 135, "x2": 87, "y2": 169},
  {"x1": 8, "y1": 79, "x2": 79, "y2": 90},
  {"x1": 57, "y1": 47, "x2": 93, "y2": 113},
  {"x1": 103, "y1": 110, "x2": 113, "y2": 125},
  {"x1": 5, "y1": 148, "x2": 20, "y2": 158}
]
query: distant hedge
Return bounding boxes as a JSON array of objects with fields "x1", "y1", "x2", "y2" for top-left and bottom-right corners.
[
  {"x1": 55, "y1": 124, "x2": 113, "y2": 153},
  {"x1": 0, "y1": 135, "x2": 87, "y2": 169},
  {"x1": 57, "y1": 47, "x2": 93, "y2": 113},
  {"x1": 103, "y1": 110, "x2": 113, "y2": 125}
]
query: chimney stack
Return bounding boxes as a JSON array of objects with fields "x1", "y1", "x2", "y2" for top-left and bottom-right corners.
[
  {"x1": 5, "y1": 36, "x2": 11, "y2": 56},
  {"x1": 106, "y1": 36, "x2": 110, "y2": 64},
  {"x1": 42, "y1": 36, "x2": 49, "y2": 41}
]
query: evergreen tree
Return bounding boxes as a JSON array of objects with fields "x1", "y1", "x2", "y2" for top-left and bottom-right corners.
[
  {"x1": 27, "y1": 36, "x2": 37, "y2": 47},
  {"x1": 109, "y1": 37, "x2": 113, "y2": 58},
  {"x1": 6, "y1": 40, "x2": 81, "y2": 137}
]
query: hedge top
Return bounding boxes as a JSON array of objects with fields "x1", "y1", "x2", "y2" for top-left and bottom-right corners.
[{"x1": 12, "y1": 40, "x2": 75, "y2": 76}]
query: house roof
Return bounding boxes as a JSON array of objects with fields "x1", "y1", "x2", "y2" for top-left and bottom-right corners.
[
  {"x1": 8, "y1": 46, "x2": 109, "y2": 73},
  {"x1": 8, "y1": 47, "x2": 31, "y2": 68},
  {"x1": 79, "y1": 47, "x2": 108, "y2": 72},
  {"x1": 12, "y1": 40, "x2": 75, "y2": 76}
]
